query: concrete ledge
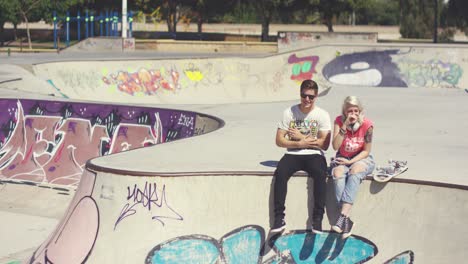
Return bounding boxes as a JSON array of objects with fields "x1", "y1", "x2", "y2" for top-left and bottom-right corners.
[
  {"x1": 136, "y1": 39, "x2": 277, "y2": 53},
  {"x1": 62, "y1": 37, "x2": 135, "y2": 53}
]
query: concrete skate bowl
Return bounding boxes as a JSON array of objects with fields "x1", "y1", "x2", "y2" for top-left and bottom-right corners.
[
  {"x1": 30, "y1": 43, "x2": 468, "y2": 105},
  {"x1": 0, "y1": 98, "x2": 222, "y2": 189},
  {"x1": 26, "y1": 161, "x2": 468, "y2": 264},
  {"x1": 3, "y1": 42, "x2": 468, "y2": 264}
]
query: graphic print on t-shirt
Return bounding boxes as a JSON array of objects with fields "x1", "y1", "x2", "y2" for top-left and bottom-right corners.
[
  {"x1": 289, "y1": 119, "x2": 319, "y2": 139},
  {"x1": 343, "y1": 137, "x2": 364, "y2": 154}
]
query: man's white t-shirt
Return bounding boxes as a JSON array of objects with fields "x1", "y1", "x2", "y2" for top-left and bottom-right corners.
[{"x1": 277, "y1": 104, "x2": 331, "y2": 155}]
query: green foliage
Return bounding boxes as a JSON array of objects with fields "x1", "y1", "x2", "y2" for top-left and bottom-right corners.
[
  {"x1": 446, "y1": 0, "x2": 468, "y2": 35},
  {"x1": 220, "y1": 2, "x2": 258, "y2": 23},
  {"x1": 192, "y1": 0, "x2": 237, "y2": 23},
  {"x1": 0, "y1": 0, "x2": 19, "y2": 23},
  {"x1": 74, "y1": 0, "x2": 122, "y2": 12},
  {"x1": 438, "y1": 27, "x2": 455, "y2": 42},
  {"x1": 308, "y1": 0, "x2": 350, "y2": 31},
  {"x1": 354, "y1": 0, "x2": 399, "y2": 25},
  {"x1": 2, "y1": 0, "x2": 80, "y2": 24},
  {"x1": 400, "y1": 0, "x2": 439, "y2": 39}
]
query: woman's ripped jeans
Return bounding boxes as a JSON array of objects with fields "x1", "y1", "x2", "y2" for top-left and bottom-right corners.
[{"x1": 331, "y1": 155, "x2": 375, "y2": 204}]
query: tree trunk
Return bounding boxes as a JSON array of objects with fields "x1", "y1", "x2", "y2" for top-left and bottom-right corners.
[
  {"x1": 173, "y1": 5, "x2": 179, "y2": 34},
  {"x1": 261, "y1": 18, "x2": 270, "y2": 42},
  {"x1": 325, "y1": 16, "x2": 334, "y2": 32},
  {"x1": 166, "y1": 15, "x2": 174, "y2": 33},
  {"x1": 22, "y1": 12, "x2": 32, "y2": 49},
  {"x1": 13, "y1": 23, "x2": 18, "y2": 41},
  {"x1": 0, "y1": 23, "x2": 4, "y2": 47},
  {"x1": 166, "y1": 4, "x2": 178, "y2": 38},
  {"x1": 197, "y1": 13, "x2": 202, "y2": 34}
]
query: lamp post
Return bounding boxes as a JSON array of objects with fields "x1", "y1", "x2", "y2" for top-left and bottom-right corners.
[
  {"x1": 433, "y1": 0, "x2": 438, "y2": 43},
  {"x1": 122, "y1": 0, "x2": 128, "y2": 38}
]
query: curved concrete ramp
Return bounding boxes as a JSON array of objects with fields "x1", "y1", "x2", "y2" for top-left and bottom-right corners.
[
  {"x1": 27, "y1": 167, "x2": 468, "y2": 263},
  {"x1": 31, "y1": 44, "x2": 468, "y2": 104}
]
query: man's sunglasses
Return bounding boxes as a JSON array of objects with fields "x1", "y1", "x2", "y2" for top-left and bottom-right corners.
[{"x1": 300, "y1": 94, "x2": 316, "y2": 100}]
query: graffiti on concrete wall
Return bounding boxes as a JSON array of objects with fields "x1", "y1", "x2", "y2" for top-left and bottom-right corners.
[
  {"x1": 101, "y1": 61, "x2": 267, "y2": 97},
  {"x1": 322, "y1": 50, "x2": 464, "y2": 88},
  {"x1": 184, "y1": 63, "x2": 205, "y2": 82},
  {"x1": 102, "y1": 67, "x2": 181, "y2": 95},
  {"x1": 322, "y1": 50, "x2": 407, "y2": 87},
  {"x1": 397, "y1": 59, "x2": 463, "y2": 88},
  {"x1": 0, "y1": 99, "x2": 196, "y2": 186},
  {"x1": 115, "y1": 181, "x2": 183, "y2": 230},
  {"x1": 145, "y1": 225, "x2": 385, "y2": 263},
  {"x1": 123, "y1": 38, "x2": 135, "y2": 51},
  {"x1": 288, "y1": 54, "x2": 320, "y2": 83},
  {"x1": 28, "y1": 170, "x2": 100, "y2": 264}
]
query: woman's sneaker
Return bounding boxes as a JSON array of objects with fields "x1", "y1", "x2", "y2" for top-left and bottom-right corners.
[
  {"x1": 342, "y1": 217, "x2": 354, "y2": 239},
  {"x1": 332, "y1": 214, "x2": 346, "y2": 233}
]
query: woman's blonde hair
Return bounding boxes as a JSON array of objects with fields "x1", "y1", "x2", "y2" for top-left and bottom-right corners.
[{"x1": 341, "y1": 96, "x2": 364, "y2": 124}]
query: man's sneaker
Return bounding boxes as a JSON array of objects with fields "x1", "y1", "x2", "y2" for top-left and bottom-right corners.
[
  {"x1": 270, "y1": 219, "x2": 286, "y2": 233},
  {"x1": 311, "y1": 218, "x2": 323, "y2": 234},
  {"x1": 332, "y1": 214, "x2": 346, "y2": 233},
  {"x1": 342, "y1": 217, "x2": 354, "y2": 239}
]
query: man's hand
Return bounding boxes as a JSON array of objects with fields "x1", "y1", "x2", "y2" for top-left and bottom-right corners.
[
  {"x1": 299, "y1": 136, "x2": 320, "y2": 149},
  {"x1": 287, "y1": 128, "x2": 304, "y2": 141}
]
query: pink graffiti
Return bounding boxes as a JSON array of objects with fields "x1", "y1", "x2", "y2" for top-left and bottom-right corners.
[
  {"x1": 109, "y1": 123, "x2": 157, "y2": 154},
  {"x1": 102, "y1": 68, "x2": 180, "y2": 96},
  {"x1": 31, "y1": 170, "x2": 99, "y2": 264},
  {"x1": 0, "y1": 102, "x2": 163, "y2": 187},
  {"x1": 288, "y1": 54, "x2": 319, "y2": 82}
]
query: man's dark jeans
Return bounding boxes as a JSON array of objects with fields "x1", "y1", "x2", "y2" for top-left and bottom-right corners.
[{"x1": 273, "y1": 153, "x2": 328, "y2": 221}]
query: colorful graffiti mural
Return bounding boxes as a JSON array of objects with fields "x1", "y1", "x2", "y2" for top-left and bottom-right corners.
[
  {"x1": 145, "y1": 225, "x2": 416, "y2": 264},
  {"x1": 0, "y1": 99, "x2": 197, "y2": 186},
  {"x1": 288, "y1": 54, "x2": 320, "y2": 83},
  {"x1": 322, "y1": 50, "x2": 407, "y2": 87},
  {"x1": 322, "y1": 50, "x2": 464, "y2": 88},
  {"x1": 145, "y1": 226, "x2": 417, "y2": 263},
  {"x1": 102, "y1": 68, "x2": 181, "y2": 95},
  {"x1": 398, "y1": 59, "x2": 463, "y2": 88}
]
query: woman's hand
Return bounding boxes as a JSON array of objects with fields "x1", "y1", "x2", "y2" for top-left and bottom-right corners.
[
  {"x1": 343, "y1": 113, "x2": 358, "y2": 129},
  {"x1": 335, "y1": 157, "x2": 352, "y2": 166}
]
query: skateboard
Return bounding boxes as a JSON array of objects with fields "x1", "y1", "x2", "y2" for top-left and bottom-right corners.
[{"x1": 372, "y1": 160, "x2": 408, "y2": 182}]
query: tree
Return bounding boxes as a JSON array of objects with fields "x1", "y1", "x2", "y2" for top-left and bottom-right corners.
[
  {"x1": 133, "y1": 0, "x2": 184, "y2": 36},
  {"x1": 445, "y1": 0, "x2": 468, "y2": 35},
  {"x1": 399, "y1": 0, "x2": 439, "y2": 39},
  {"x1": 357, "y1": 0, "x2": 399, "y2": 25},
  {"x1": 74, "y1": 0, "x2": 121, "y2": 13},
  {"x1": 311, "y1": 0, "x2": 350, "y2": 32},
  {"x1": 5, "y1": 0, "x2": 77, "y2": 49},
  {"x1": 0, "y1": 0, "x2": 20, "y2": 46},
  {"x1": 17, "y1": 0, "x2": 45, "y2": 49},
  {"x1": 190, "y1": 0, "x2": 236, "y2": 34},
  {"x1": 253, "y1": 0, "x2": 295, "y2": 42}
]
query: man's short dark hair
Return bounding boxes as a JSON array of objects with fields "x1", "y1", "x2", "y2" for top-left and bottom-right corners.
[{"x1": 300, "y1": 79, "x2": 319, "y2": 93}]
